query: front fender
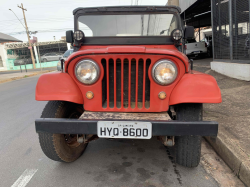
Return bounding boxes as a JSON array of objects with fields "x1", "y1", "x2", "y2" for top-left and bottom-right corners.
[
  {"x1": 169, "y1": 71, "x2": 222, "y2": 105},
  {"x1": 36, "y1": 72, "x2": 83, "y2": 104}
]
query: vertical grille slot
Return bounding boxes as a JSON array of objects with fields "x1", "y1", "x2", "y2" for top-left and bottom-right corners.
[
  {"x1": 123, "y1": 59, "x2": 129, "y2": 108},
  {"x1": 138, "y1": 59, "x2": 144, "y2": 109},
  {"x1": 108, "y1": 59, "x2": 114, "y2": 108},
  {"x1": 130, "y1": 59, "x2": 136, "y2": 108},
  {"x1": 116, "y1": 59, "x2": 121, "y2": 108},
  {"x1": 102, "y1": 57, "x2": 151, "y2": 110},
  {"x1": 145, "y1": 59, "x2": 151, "y2": 108},
  {"x1": 101, "y1": 59, "x2": 107, "y2": 108}
]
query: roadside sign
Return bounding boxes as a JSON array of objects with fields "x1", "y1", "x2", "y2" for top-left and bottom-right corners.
[{"x1": 30, "y1": 36, "x2": 38, "y2": 44}]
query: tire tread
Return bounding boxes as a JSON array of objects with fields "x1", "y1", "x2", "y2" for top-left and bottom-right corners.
[
  {"x1": 38, "y1": 101, "x2": 86, "y2": 162},
  {"x1": 175, "y1": 103, "x2": 202, "y2": 167}
]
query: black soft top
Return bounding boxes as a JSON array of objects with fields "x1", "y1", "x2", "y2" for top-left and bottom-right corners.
[{"x1": 73, "y1": 6, "x2": 181, "y2": 15}]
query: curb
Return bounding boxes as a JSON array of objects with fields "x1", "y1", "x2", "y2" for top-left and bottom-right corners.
[
  {"x1": 205, "y1": 134, "x2": 250, "y2": 186},
  {"x1": 0, "y1": 70, "x2": 53, "y2": 84}
]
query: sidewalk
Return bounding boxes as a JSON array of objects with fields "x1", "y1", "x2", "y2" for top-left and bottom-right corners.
[
  {"x1": 0, "y1": 68, "x2": 56, "y2": 84},
  {"x1": 0, "y1": 66, "x2": 56, "y2": 75},
  {"x1": 193, "y1": 58, "x2": 250, "y2": 186}
]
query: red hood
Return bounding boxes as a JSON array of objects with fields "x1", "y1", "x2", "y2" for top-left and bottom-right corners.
[{"x1": 65, "y1": 45, "x2": 189, "y2": 72}]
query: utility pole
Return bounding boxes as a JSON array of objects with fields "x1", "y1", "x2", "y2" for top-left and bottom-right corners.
[{"x1": 18, "y1": 3, "x2": 36, "y2": 69}]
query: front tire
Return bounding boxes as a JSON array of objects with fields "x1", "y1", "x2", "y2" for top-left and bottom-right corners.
[
  {"x1": 175, "y1": 103, "x2": 202, "y2": 167},
  {"x1": 38, "y1": 101, "x2": 87, "y2": 162}
]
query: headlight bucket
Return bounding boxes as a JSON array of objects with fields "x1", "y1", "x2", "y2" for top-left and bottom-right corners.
[
  {"x1": 152, "y1": 60, "x2": 178, "y2": 85},
  {"x1": 75, "y1": 59, "x2": 100, "y2": 85}
]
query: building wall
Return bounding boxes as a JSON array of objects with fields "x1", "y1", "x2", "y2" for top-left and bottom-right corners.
[
  {"x1": 167, "y1": 0, "x2": 179, "y2": 6},
  {"x1": 0, "y1": 44, "x2": 7, "y2": 71},
  {"x1": 0, "y1": 41, "x2": 69, "y2": 71}
]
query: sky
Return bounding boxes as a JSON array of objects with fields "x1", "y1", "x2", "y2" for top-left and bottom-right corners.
[{"x1": 0, "y1": 0, "x2": 168, "y2": 42}]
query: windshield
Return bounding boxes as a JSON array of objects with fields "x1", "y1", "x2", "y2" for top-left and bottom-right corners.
[{"x1": 78, "y1": 13, "x2": 179, "y2": 37}]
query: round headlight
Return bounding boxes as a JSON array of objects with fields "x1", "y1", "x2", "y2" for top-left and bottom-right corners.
[
  {"x1": 74, "y1": 30, "x2": 85, "y2": 41},
  {"x1": 75, "y1": 59, "x2": 100, "y2": 85},
  {"x1": 171, "y1": 29, "x2": 182, "y2": 41},
  {"x1": 152, "y1": 60, "x2": 178, "y2": 85}
]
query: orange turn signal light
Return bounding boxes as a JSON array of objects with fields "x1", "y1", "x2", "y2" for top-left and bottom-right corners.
[
  {"x1": 158, "y1": 91, "x2": 167, "y2": 100},
  {"x1": 86, "y1": 91, "x2": 94, "y2": 99}
]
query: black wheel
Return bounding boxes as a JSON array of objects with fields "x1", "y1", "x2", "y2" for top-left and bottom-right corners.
[
  {"x1": 175, "y1": 103, "x2": 202, "y2": 167},
  {"x1": 42, "y1": 58, "x2": 47, "y2": 62},
  {"x1": 38, "y1": 101, "x2": 88, "y2": 162}
]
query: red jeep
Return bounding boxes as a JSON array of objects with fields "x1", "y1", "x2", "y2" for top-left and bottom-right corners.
[{"x1": 35, "y1": 6, "x2": 221, "y2": 167}]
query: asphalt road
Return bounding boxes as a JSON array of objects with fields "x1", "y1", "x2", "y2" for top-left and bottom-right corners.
[{"x1": 0, "y1": 72, "x2": 243, "y2": 187}]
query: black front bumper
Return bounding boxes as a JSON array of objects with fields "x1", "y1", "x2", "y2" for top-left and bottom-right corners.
[{"x1": 35, "y1": 118, "x2": 218, "y2": 136}]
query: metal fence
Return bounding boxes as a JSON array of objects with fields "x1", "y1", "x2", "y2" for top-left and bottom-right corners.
[
  {"x1": 212, "y1": 0, "x2": 250, "y2": 62},
  {"x1": 232, "y1": 0, "x2": 250, "y2": 60}
]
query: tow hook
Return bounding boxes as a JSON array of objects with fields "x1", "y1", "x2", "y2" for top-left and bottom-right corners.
[
  {"x1": 164, "y1": 136, "x2": 175, "y2": 146},
  {"x1": 77, "y1": 134, "x2": 98, "y2": 143},
  {"x1": 77, "y1": 134, "x2": 86, "y2": 144}
]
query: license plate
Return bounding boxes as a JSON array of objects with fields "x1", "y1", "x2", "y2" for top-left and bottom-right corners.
[
  {"x1": 97, "y1": 121, "x2": 152, "y2": 139},
  {"x1": 193, "y1": 51, "x2": 200, "y2": 54}
]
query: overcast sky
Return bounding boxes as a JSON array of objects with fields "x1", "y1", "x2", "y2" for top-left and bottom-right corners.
[{"x1": 0, "y1": 0, "x2": 168, "y2": 42}]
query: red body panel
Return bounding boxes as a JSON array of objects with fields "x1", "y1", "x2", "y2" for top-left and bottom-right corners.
[
  {"x1": 64, "y1": 45, "x2": 190, "y2": 72},
  {"x1": 35, "y1": 45, "x2": 221, "y2": 112},
  {"x1": 36, "y1": 72, "x2": 83, "y2": 104},
  {"x1": 169, "y1": 71, "x2": 222, "y2": 105}
]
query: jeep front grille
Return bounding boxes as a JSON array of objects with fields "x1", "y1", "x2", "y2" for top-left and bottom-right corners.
[{"x1": 101, "y1": 58, "x2": 151, "y2": 109}]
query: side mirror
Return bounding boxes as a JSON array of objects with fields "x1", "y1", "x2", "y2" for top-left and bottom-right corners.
[
  {"x1": 184, "y1": 26, "x2": 194, "y2": 39},
  {"x1": 66, "y1": 30, "x2": 74, "y2": 43}
]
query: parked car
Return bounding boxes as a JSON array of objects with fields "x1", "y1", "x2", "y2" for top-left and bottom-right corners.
[
  {"x1": 35, "y1": 6, "x2": 221, "y2": 168},
  {"x1": 40, "y1": 53, "x2": 62, "y2": 62},
  {"x1": 57, "y1": 49, "x2": 73, "y2": 71},
  {"x1": 185, "y1": 38, "x2": 208, "y2": 58}
]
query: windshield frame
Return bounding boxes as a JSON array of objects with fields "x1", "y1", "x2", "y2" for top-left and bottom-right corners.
[{"x1": 73, "y1": 6, "x2": 183, "y2": 45}]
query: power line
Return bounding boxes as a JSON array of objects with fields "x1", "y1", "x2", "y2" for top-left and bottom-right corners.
[
  {"x1": 9, "y1": 9, "x2": 26, "y2": 29},
  {"x1": 0, "y1": 18, "x2": 24, "y2": 23}
]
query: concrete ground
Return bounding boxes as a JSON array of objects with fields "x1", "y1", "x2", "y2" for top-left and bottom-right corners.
[
  {"x1": 193, "y1": 58, "x2": 250, "y2": 186},
  {"x1": 0, "y1": 74, "x2": 244, "y2": 187}
]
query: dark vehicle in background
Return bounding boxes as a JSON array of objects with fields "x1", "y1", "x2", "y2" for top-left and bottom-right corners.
[
  {"x1": 14, "y1": 56, "x2": 36, "y2": 66},
  {"x1": 14, "y1": 56, "x2": 26, "y2": 66},
  {"x1": 40, "y1": 52, "x2": 62, "y2": 62},
  {"x1": 57, "y1": 49, "x2": 73, "y2": 71},
  {"x1": 201, "y1": 36, "x2": 213, "y2": 57}
]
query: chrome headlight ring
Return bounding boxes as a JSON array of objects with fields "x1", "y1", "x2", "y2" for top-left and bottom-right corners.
[
  {"x1": 75, "y1": 59, "x2": 100, "y2": 85},
  {"x1": 152, "y1": 60, "x2": 178, "y2": 85}
]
